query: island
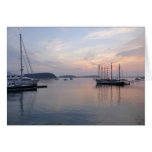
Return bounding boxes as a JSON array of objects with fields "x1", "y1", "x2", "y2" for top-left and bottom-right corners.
[{"x1": 24, "y1": 73, "x2": 56, "y2": 79}]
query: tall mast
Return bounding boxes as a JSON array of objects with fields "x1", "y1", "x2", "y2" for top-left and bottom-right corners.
[
  {"x1": 101, "y1": 65, "x2": 102, "y2": 79},
  {"x1": 107, "y1": 66, "x2": 108, "y2": 79},
  {"x1": 20, "y1": 34, "x2": 23, "y2": 85},
  {"x1": 98, "y1": 64, "x2": 100, "y2": 78},
  {"x1": 118, "y1": 64, "x2": 120, "y2": 81},
  {"x1": 111, "y1": 63, "x2": 112, "y2": 80},
  {"x1": 99, "y1": 64, "x2": 100, "y2": 78},
  {"x1": 104, "y1": 66, "x2": 105, "y2": 80}
]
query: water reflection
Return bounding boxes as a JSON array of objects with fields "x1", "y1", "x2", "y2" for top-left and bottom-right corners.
[
  {"x1": 8, "y1": 91, "x2": 36, "y2": 125},
  {"x1": 7, "y1": 78, "x2": 145, "y2": 125},
  {"x1": 19, "y1": 92, "x2": 24, "y2": 115},
  {"x1": 96, "y1": 85, "x2": 122, "y2": 106}
]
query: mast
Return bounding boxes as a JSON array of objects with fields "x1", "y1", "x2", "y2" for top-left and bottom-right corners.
[
  {"x1": 99, "y1": 64, "x2": 101, "y2": 78},
  {"x1": 98, "y1": 64, "x2": 100, "y2": 78},
  {"x1": 20, "y1": 34, "x2": 23, "y2": 85},
  {"x1": 104, "y1": 66, "x2": 105, "y2": 80},
  {"x1": 118, "y1": 64, "x2": 120, "y2": 81},
  {"x1": 101, "y1": 65, "x2": 102, "y2": 79},
  {"x1": 111, "y1": 63, "x2": 112, "y2": 80},
  {"x1": 107, "y1": 66, "x2": 108, "y2": 79}
]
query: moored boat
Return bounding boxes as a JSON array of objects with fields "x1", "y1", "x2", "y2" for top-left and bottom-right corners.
[
  {"x1": 96, "y1": 79, "x2": 125, "y2": 86},
  {"x1": 7, "y1": 73, "x2": 38, "y2": 88},
  {"x1": 7, "y1": 33, "x2": 38, "y2": 91},
  {"x1": 135, "y1": 77, "x2": 141, "y2": 80},
  {"x1": 96, "y1": 63, "x2": 129, "y2": 86}
]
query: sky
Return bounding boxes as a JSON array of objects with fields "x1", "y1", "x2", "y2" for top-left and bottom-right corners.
[{"x1": 7, "y1": 27, "x2": 145, "y2": 77}]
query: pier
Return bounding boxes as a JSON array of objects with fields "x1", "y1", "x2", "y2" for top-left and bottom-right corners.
[{"x1": 7, "y1": 85, "x2": 47, "y2": 92}]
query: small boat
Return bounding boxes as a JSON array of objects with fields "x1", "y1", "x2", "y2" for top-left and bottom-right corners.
[
  {"x1": 135, "y1": 77, "x2": 141, "y2": 81},
  {"x1": 140, "y1": 76, "x2": 145, "y2": 80},
  {"x1": 64, "y1": 78, "x2": 67, "y2": 81},
  {"x1": 120, "y1": 79, "x2": 130, "y2": 85},
  {"x1": 70, "y1": 77, "x2": 73, "y2": 80}
]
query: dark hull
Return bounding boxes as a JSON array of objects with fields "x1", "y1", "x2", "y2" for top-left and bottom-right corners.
[
  {"x1": 7, "y1": 85, "x2": 37, "y2": 92},
  {"x1": 96, "y1": 79, "x2": 125, "y2": 86}
]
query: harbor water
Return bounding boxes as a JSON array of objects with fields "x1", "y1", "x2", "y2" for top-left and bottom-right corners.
[{"x1": 7, "y1": 78, "x2": 145, "y2": 125}]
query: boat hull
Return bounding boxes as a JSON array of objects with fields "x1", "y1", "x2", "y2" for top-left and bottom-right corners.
[
  {"x1": 96, "y1": 79, "x2": 125, "y2": 86},
  {"x1": 7, "y1": 85, "x2": 37, "y2": 92},
  {"x1": 21, "y1": 79, "x2": 39, "y2": 86}
]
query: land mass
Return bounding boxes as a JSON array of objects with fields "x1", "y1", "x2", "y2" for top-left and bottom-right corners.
[
  {"x1": 77, "y1": 75, "x2": 97, "y2": 78},
  {"x1": 59, "y1": 75, "x2": 77, "y2": 78},
  {"x1": 59, "y1": 75, "x2": 98, "y2": 78},
  {"x1": 24, "y1": 73, "x2": 56, "y2": 79}
]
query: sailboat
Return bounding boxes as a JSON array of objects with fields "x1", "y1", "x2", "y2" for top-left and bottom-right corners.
[
  {"x1": 96, "y1": 63, "x2": 125, "y2": 86},
  {"x1": 7, "y1": 33, "x2": 39, "y2": 91}
]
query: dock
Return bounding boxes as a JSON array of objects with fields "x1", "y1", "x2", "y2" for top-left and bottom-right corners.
[
  {"x1": 37, "y1": 85, "x2": 47, "y2": 88},
  {"x1": 7, "y1": 85, "x2": 47, "y2": 92}
]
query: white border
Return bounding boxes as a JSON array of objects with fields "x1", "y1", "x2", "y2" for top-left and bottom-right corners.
[{"x1": 0, "y1": 0, "x2": 152, "y2": 152}]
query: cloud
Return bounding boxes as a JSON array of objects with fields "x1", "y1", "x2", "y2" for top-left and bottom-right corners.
[
  {"x1": 116, "y1": 46, "x2": 144, "y2": 57},
  {"x1": 7, "y1": 27, "x2": 145, "y2": 76},
  {"x1": 85, "y1": 27, "x2": 140, "y2": 40},
  {"x1": 32, "y1": 38, "x2": 71, "y2": 63},
  {"x1": 126, "y1": 33, "x2": 145, "y2": 48},
  {"x1": 40, "y1": 38, "x2": 65, "y2": 52},
  {"x1": 115, "y1": 33, "x2": 145, "y2": 58}
]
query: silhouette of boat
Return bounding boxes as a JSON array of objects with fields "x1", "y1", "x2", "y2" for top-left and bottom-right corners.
[{"x1": 96, "y1": 63, "x2": 129, "y2": 86}]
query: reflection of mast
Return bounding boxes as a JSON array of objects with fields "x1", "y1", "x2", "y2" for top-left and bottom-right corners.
[
  {"x1": 17, "y1": 91, "x2": 37, "y2": 124},
  {"x1": 118, "y1": 86, "x2": 120, "y2": 105},
  {"x1": 111, "y1": 85, "x2": 113, "y2": 105},
  {"x1": 96, "y1": 84, "x2": 121, "y2": 106},
  {"x1": 19, "y1": 92, "x2": 24, "y2": 114}
]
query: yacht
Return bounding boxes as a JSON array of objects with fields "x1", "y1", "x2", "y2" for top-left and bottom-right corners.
[
  {"x1": 7, "y1": 33, "x2": 38, "y2": 90},
  {"x1": 7, "y1": 72, "x2": 38, "y2": 88}
]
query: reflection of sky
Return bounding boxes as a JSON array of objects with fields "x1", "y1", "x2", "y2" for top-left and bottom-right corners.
[
  {"x1": 7, "y1": 79, "x2": 144, "y2": 125},
  {"x1": 7, "y1": 27, "x2": 145, "y2": 76}
]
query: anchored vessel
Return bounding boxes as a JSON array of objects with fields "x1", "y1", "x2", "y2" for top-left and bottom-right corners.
[
  {"x1": 7, "y1": 33, "x2": 38, "y2": 91},
  {"x1": 96, "y1": 63, "x2": 129, "y2": 86}
]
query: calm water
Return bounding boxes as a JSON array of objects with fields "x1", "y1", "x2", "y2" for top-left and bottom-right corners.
[{"x1": 7, "y1": 78, "x2": 145, "y2": 125}]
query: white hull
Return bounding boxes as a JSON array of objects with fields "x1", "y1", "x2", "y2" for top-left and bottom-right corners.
[{"x1": 7, "y1": 73, "x2": 38, "y2": 88}]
